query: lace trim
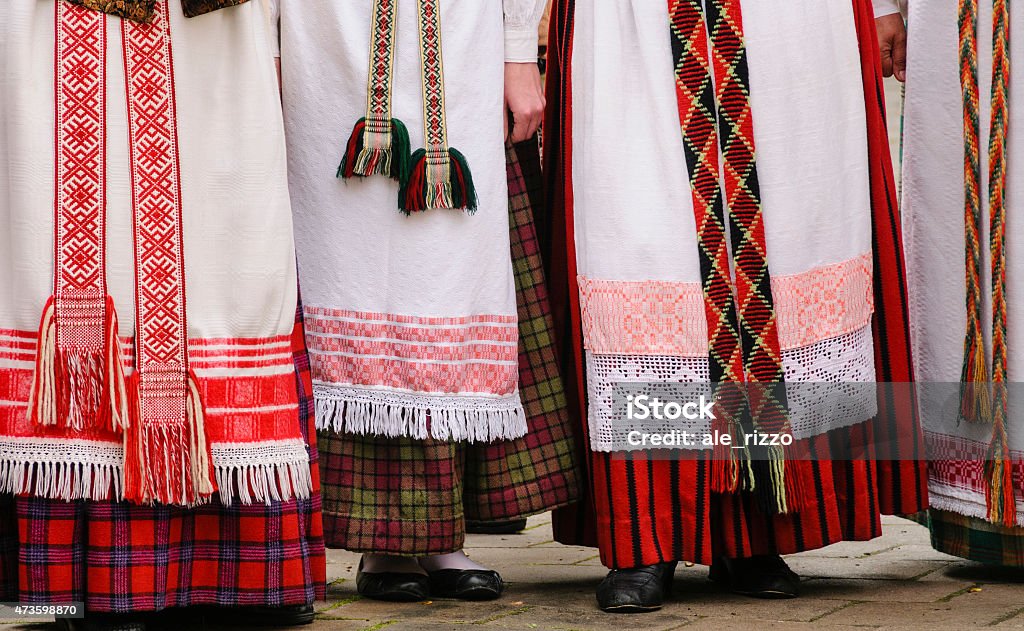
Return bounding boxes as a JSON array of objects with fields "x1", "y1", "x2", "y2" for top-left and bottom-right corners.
[
  {"x1": 314, "y1": 383, "x2": 527, "y2": 443},
  {"x1": 586, "y1": 325, "x2": 878, "y2": 451},
  {"x1": 0, "y1": 437, "x2": 312, "y2": 506}
]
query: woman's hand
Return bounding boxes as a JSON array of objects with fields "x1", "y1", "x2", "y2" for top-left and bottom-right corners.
[
  {"x1": 504, "y1": 62, "x2": 545, "y2": 143},
  {"x1": 876, "y1": 13, "x2": 907, "y2": 82}
]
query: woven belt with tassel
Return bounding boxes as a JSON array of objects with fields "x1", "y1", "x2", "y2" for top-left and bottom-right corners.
[
  {"x1": 667, "y1": 0, "x2": 800, "y2": 515},
  {"x1": 957, "y1": 0, "x2": 1016, "y2": 527},
  {"x1": 338, "y1": 0, "x2": 478, "y2": 214}
]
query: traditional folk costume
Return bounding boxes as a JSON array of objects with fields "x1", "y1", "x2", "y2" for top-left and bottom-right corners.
[
  {"x1": 0, "y1": 0, "x2": 325, "y2": 616},
  {"x1": 543, "y1": 0, "x2": 928, "y2": 607},
  {"x1": 891, "y1": 0, "x2": 1024, "y2": 565},
  {"x1": 277, "y1": 0, "x2": 578, "y2": 598}
]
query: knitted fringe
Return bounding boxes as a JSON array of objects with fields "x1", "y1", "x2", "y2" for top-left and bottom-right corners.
[
  {"x1": 315, "y1": 395, "x2": 527, "y2": 443},
  {"x1": 337, "y1": 117, "x2": 412, "y2": 183},
  {"x1": 0, "y1": 458, "x2": 122, "y2": 502},
  {"x1": 738, "y1": 443, "x2": 806, "y2": 515},
  {"x1": 215, "y1": 458, "x2": 313, "y2": 507},
  {"x1": 399, "y1": 147, "x2": 478, "y2": 213},
  {"x1": 27, "y1": 295, "x2": 129, "y2": 432},
  {"x1": 0, "y1": 448, "x2": 311, "y2": 507},
  {"x1": 123, "y1": 370, "x2": 215, "y2": 507}
]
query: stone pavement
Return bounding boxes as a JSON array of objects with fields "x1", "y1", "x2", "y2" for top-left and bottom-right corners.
[{"x1": 5, "y1": 512, "x2": 1024, "y2": 630}]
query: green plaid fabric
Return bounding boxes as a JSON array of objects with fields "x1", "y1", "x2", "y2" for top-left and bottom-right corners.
[
  {"x1": 319, "y1": 432, "x2": 467, "y2": 556},
  {"x1": 318, "y1": 138, "x2": 580, "y2": 555},
  {"x1": 466, "y1": 138, "x2": 579, "y2": 521},
  {"x1": 929, "y1": 509, "x2": 1024, "y2": 567}
]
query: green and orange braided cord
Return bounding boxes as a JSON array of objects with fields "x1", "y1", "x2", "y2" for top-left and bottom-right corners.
[{"x1": 958, "y1": 0, "x2": 1016, "y2": 527}]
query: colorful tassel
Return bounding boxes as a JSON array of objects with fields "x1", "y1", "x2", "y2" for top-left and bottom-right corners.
[
  {"x1": 27, "y1": 295, "x2": 129, "y2": 433},
  {"x1": 123, "y1": 370, "x2": 214, "y2": 507},
  {"x1": 337, "y1": 117, "x2": 411, "y2": 183},
  {"x1": 984, "y1": 427, "x2": 1017, "y2": 528},
  {"x1": 710, "y1": 418, "x2": 740, "y2": 494},
  {"x1": 399, "y1": 147, "x2": 478, "y2": 214},
  {"x1": 958, "y1": 337, "x2": 991, "y2": 422}
]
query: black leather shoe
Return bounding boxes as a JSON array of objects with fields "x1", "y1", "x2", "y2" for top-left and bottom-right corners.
[
  {"x1": 216, "y1": 604, "x2": 316, "y2": 627},
  {"x1": 427, "y1": 569, "x2": 504, "y2": 600},
  {"x1": 709, "y1": 555, "x2": 799, "y2": 599},
  {"x1": 596, "y1": 561, "x2": 677, "y2": 613},
  {"x1": 60, "y1": 614, "x2": 146, "y2": 631},
  {"x1": 356, "y1": 559, "x2": 430, "y2": 602},
  {"x1": 465, "y1": 518, "x2": 528, "y2": 535}
]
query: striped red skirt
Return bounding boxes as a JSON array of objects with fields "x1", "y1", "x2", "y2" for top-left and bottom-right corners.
[{"x1": 0, "y1": 308, "x2": 326, "y2": 611}]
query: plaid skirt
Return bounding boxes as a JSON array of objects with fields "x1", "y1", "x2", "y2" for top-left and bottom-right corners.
[
  {"x1": 928, "y1": 510, "x2": 1024, "y2": 567},
  {"x1": 0, "y1": 308, "x2": 327, "y2": 611},
  {"x1": 318, "y1": 138, "x2": 580, "y2": 556}
]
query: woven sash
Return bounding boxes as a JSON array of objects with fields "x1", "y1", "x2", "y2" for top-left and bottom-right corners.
[
  {"x1": 28, "y1": 1, "x2": 128, "y2": 434},
  {"x1": 957, "y1": 0, "x2": 1015, "y2": 527},
  {"x1": 668, "y1": 0, "x2": 799, "y2": 514},
  {"x1": 338, "y1": 0, "x2": 478, "y2": 214},
  {"x1": 28, "y1": 0, "x2": 213, "y2": 507}
]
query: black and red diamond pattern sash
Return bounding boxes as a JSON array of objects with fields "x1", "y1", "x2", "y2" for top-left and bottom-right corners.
[
  {"x1": 30, "y1": 0, "x2": 213, "y2": 506},
  {"x1": 668, "y1": 0, "x2": 799, "y2": 513},
  {"x1": 29, "y1": 1, "x2": 128, "y2": 433},
  {"x1": 338, "y1": 0, "x2": 478, "y2": 214}
]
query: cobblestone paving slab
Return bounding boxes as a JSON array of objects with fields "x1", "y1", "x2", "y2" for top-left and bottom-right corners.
[{"x1": 4, "y1": 514, "x2": 1024, "y2": 629}]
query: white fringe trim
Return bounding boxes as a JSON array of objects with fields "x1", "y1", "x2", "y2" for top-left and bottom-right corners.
[
  {"x1": 314, "y1": 384, "x2": 528, "y2": 443},
  {"x1": 929, "y1": 481, "x2": 1024, "y2": 528},
  {"x1": 0, "y1": 437, "x2": 312, "y2": 507},
  {"x1": 212, "y1": 440, "x2": 313, "y2": 506}
]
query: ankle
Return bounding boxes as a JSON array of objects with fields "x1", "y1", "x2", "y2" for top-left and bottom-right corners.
[
  {"x1": 361, "y1": 554, "x2": 426, "y2": 575},
  {"x1": 418, "y1": 550, "x2": 490, "y2": 573}
]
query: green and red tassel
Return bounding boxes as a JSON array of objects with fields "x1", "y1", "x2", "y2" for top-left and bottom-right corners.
[
  {"x1": 337, "y1": 117, "x2": 411, "y2": 184},
  {"x1": 399, "y1": 147, "x2": 477, "y2": 214}
]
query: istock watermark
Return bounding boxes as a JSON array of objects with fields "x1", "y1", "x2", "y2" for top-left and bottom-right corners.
[{"x1": 625, "y1": 394, "x2": 717, "y2": 421}]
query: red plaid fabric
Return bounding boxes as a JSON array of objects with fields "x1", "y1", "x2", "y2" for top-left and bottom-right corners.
[
  {"x1": 0, "y1": 305, "x2": 326, "y2": 611},
  {"x1": 318, "y1": 139, "x2": 579, "y2": 556},
  {"x1": 0, "y1": 494, "x2": 15, "y2": 600}
]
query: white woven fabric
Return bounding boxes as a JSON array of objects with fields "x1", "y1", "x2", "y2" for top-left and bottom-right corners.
[
  {"x1": 901, "y1": 0, "x2": 1024, "y2": 524},
  {"x1": 281, "y1": 1, "x2": 537, "y2": 442}
]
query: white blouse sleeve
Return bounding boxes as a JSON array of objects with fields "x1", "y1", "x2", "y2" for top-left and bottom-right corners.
[
  {"x1": 873, "y1": 0, "x2": 904, "y2": 18},
  {"x1": 503, "y1": 0, "x2": 548, "y2": 63},
  {"x1": 263, "y1": 0, "x2": 281, "y2": 58}
]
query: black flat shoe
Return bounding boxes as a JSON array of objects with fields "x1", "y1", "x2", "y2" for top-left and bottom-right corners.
[
  {"x1": 210, "y1": 604, "x2": 316, "y2": 627},
  {"x1": 427, "y1": 569, "x2": 504, "y2": 600},
  {"x1": 596, "y1": 561, "x2": 677, "y2": 613},
  {"x1": 709, "y1": 554, "x2": 800, "y2": 599},
  {"x1": 465, "y1": 518, "x2": 528, "y2": 535},
  {"x1": 60, "y1": 614, "x2": 146, "y2": 631},
  {"x1": 356, "y1": 559, "x2": 430, "y2": 602}
]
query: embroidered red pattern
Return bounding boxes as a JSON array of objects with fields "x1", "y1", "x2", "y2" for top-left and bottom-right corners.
[
  {"x1": 122, "y1": 0, "x2": 191, "y2": 423},
  {"x1": 55, "y1": 2, "x2": 107, "y2": 350},
  {"x1": 303, "y1": 307, "x2": 519, "y2": 395}
]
